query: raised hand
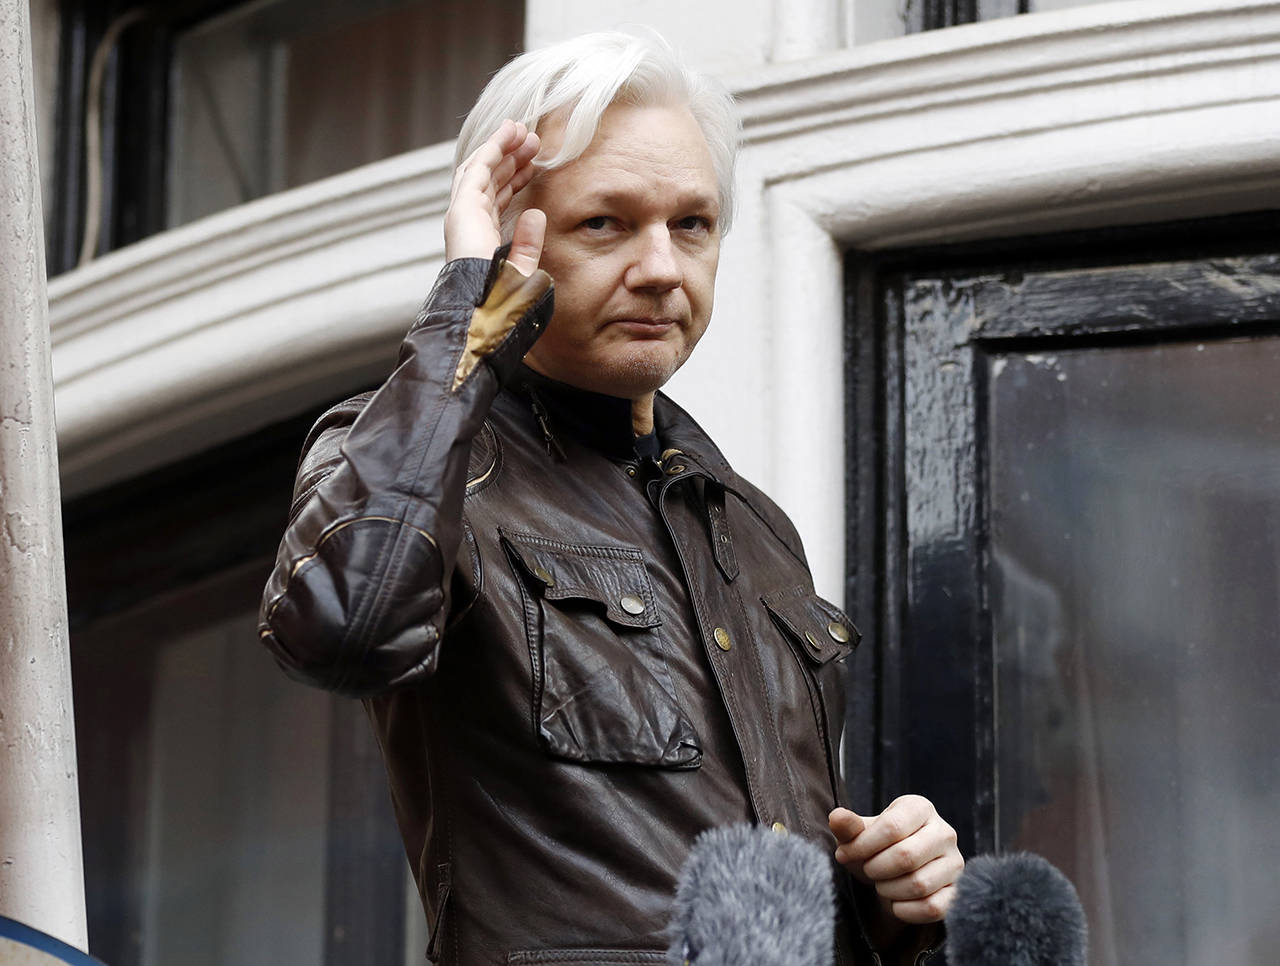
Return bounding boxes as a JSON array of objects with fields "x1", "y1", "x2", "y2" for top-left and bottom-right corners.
[
  {"x1": 444, "y1": 119, "x2": 546, "y2": 277},
  {"x1": 829, "y1": 796, "x2": 963, "y2": 927}
]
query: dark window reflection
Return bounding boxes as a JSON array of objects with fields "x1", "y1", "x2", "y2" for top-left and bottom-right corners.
[
  {"x1": 167, "y1": 0, "x2": 522, "y2": 227},
  {"x1": 988, "y1": 337, "x2": 1280, "y2": 965},
  {"x1": 75, "y1": 593, "x2": 332, "y2": 966}
]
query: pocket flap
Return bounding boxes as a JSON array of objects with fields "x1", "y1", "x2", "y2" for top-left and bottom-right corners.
[
  {"x1": 762, "y1": 586, "x2": 859, "y2": 665},
  {"x1": 500, "y1": 529, "x2": 662, "y2": 629}
]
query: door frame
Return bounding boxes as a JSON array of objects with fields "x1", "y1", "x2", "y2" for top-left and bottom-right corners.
[{"x1": 842, "y1": 211, "x2": 1280, "y2": 854}]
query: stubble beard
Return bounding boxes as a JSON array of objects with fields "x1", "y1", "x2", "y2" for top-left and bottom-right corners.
[{"x1": 602, "y1": 340, "x2": 688, "y2": 400}]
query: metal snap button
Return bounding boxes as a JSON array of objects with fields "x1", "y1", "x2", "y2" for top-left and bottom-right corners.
[
  {"x1": 713, "y1": 627, "x2": 732, "y2": 651},
  {"x1": 666, "y1": 463, "x2": 686, "y2": 475},
  {"x1": 827, "y1": 621, "x2": 850, "y2": 643},
  {"x1": 619, "y1": 594, "x2": 646, "y2": 616},
  {"x1": 771, "y1": 822, "x2": 788, "y2": 834},
  {"x1": 804, "y1": 630, "x2": 823, "y2": 652},
  {"x1": 533, "y1": 565, "x2": 554, "y2": 587}
]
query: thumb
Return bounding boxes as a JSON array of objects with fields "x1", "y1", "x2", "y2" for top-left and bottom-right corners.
[
  {"x1": 507, "y1": 207, "x2": 546, "y2": 277},
  {"x1": 828, "y1": 806, "x2": 869, "y2": 843}
]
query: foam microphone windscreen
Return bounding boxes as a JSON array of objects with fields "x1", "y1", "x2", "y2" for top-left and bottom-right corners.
[
  {"x1": 667, "y1": 823, "x2": 835, "y2": 966},
  {"x1": 945, "y1": 852, "x2": 1088, "y2": 966}
]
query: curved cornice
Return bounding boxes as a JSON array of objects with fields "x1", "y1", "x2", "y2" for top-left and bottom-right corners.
[
  {"x1": 49, "y1": 0, "x2": 1280, "y2": 497},
  {"x1": 50, "y1": 144, "x2": 456, "y2": 495},
  {"x1": 728, "y1": 0, "x2": 1280, "y2": 246},
  {"x1": 735, "y1": 0, "x2": 1280, "y2": 144}
]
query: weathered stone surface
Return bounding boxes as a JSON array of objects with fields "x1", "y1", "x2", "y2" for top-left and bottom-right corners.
[{"x1": 0, "y1": 0, "x2": 87, "y2": 950}]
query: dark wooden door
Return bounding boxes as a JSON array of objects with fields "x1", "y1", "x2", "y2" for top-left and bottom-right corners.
[{"x1": 845, "y1": 234, "x2": 1280, "y2": 965}]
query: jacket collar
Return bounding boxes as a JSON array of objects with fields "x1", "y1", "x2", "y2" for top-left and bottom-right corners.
[
  {"x1": 508, "y1": 366, "x2": 731, "y2": 475},
  {"x1": 509, "y1": 366, "x2": 640, "y2": 462}
]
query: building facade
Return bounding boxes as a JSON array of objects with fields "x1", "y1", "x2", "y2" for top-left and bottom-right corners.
[{"x1": 27, "y1": 0, "x2": 1280, "y2": 962}]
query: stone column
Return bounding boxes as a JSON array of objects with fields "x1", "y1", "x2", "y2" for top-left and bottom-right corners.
[{"x1": 0, "y1": 0, "x2": 88, "y2": 951}]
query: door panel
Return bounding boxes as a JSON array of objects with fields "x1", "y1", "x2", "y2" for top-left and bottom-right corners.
[{"x1": 850, "y1": 248, "x2": 1280, "y2": 965}]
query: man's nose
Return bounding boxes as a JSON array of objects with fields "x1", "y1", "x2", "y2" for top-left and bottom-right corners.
[{"x1": 624, "y1": 227, "x2": 682, "y2": 292}]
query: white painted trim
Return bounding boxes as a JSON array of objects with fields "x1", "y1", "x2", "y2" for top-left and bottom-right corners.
[
  {"x1": 50, "y1": 143, "x2": 456, "y2": 494},
  {"x1": 730, "y1": 0, "x2": 1280, "y2": 248},
  {"x1": 764, "y1": 194, "x2": 846, "y2": 596},
  {"x1": 49, "y1": 0, "x2": 1280, "y2": 604},
  {"x1": 707, "y1": 0, "x2": 1280, "y2": 595}
]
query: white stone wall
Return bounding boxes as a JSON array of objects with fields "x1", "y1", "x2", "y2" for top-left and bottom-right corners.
[{"x1": 0, "y1": 0, "x2": 85, "y2": 947}]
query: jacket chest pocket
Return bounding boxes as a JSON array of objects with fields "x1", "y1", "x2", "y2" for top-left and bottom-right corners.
[
  {"x1": 501, "y1": 529, "x2": 702, "y2": 768},
  {"x1": 761, "y1": 586, "x2": 858, "y2": 759}
]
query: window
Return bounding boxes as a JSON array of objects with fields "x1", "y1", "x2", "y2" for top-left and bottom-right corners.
[
  {"x1": 51, "y1": 0, "x2": 522, "y2": 271},
  {"x1": 899, "y1": 0, "x2": 1114, "y2": 32},
  {"x1": 167, "y1": 0, "x2": 520, "y2": 227},
  {"x1": 68, "y1": 403, "x2": 409, "y2": 966}
]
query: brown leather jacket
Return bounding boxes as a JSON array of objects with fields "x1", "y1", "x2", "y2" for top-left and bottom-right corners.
[{"x1": 259, "y1": 254, "x2": 930, "y2": 965}]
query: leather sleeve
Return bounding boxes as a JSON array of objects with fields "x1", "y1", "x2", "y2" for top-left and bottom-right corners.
[{"x1": 258, "y1": 253, "x2": 553, "y2": 696}]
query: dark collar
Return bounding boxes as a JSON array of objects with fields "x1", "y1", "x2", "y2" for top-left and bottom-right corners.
[
  {"x1": 509, "y1": 366, "x2": 643, "y2": 461},
  {"x1": 507, "y1": 366, "x2": 732, "y2": 474},
  {"x1": 506, "y1": 365, "x2": 732, "y2": 475}
]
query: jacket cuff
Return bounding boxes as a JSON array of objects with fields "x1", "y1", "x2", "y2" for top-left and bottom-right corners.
[{"x1": 443, "y1": 246, "x2": 554, "y2": 391}]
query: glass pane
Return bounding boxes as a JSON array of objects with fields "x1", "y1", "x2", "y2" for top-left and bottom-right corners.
[
  {"x1": 140, "y1": 611, "x2": 331, "y2": 966},
  {"x1": 73, "y1": 597, "x2": 334, "y2": 966},
  {"x1": 167, "y1": 0, "x2": 522, "y2": 227},
  {"x1": 988, "y1": 337, "x2": 1280, "y2": 965}
]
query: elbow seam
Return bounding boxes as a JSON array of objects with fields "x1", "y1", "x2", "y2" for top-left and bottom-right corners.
[{"x1": 263, "y1": 514, "x2": 440, "y2": 628}]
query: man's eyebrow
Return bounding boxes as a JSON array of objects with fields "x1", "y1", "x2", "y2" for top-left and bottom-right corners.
[{"x1": 570, "y1": 188, "x2": 721, "y2": 211}]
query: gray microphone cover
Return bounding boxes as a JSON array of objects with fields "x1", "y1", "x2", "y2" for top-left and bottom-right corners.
[
  {"x1": 667, "y1": 823, "x2": 836, "y2": 966},
  {"x1": 945, "y1": 852, "x2": 1088, "y2": 966}
]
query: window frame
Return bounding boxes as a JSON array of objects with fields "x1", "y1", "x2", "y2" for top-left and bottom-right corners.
[{"x1": 51, "y1": 0, "x2": 240, "y2": 273}]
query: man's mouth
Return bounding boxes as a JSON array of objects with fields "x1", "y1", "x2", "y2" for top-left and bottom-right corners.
[{"x1": 609, "y1": 317, "x2": 680, "y2": 335}]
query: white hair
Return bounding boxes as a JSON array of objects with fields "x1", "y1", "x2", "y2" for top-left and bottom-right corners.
[{"x1": 455, "y1": 31, "x2": 741, "y2": 232}]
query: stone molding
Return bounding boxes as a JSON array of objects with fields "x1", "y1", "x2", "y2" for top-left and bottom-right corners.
[{"x1": 713, "y1": 0, "x2": 1280, "y2": 590}]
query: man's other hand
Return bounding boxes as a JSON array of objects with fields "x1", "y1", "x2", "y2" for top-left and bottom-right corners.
[
  {"x1": 444, "y1": 119, "x2": 546, "y2": 277},
  {"x1": 829, "y1": 796, "x2": 963, "y2": 926}
]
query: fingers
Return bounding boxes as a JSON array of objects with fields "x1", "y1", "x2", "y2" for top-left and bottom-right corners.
[
  {"x1": 494, "y1": 144, "x2": 539, "y2": 212},
  {"x1": 831, "y1": 795, "x2": 964, "y2": 925},
  {"x1": 455, "y1": 120, "x2": 529, "y2": 181},
  {"x1": 841, "y1": 795, "x2": 933, "y2": 862},
  {"x1": 455, "y1": 121, "x2": 539, "y2": 202},
  {"x1": 868, "y1": 854, "x2": 964, "y2": 902},
  {"x1": 445, "y1": 120, "x2": 541, "y2": 263},
  {"x1": 888, "y1": 884, "x2": 957, "y2": 924},
  {"x1": 507, "y1": 208, "x2": 546, "y2": 278},
  {"x1": 505, "y1": 125, "x2": 541, "y2": 191}
]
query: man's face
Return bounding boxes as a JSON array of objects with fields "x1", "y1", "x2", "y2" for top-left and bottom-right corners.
[{"x1": 520, "y1": 102, "x2": 722, "y2": 401}]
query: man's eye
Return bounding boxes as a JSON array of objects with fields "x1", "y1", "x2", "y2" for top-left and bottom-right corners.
[
  {"x1": 676, "y1": 216, "x2": 712, "y2": 233},
  {"x1": 581, "y1": 216, "x2": 610, "y2": 230}
]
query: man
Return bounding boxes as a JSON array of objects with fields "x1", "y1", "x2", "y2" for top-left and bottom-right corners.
[{"x1": 260, "y1": 32, "x2": 962, "y2": 965}]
